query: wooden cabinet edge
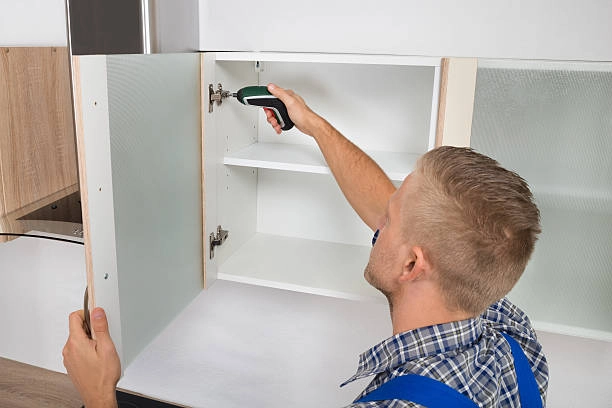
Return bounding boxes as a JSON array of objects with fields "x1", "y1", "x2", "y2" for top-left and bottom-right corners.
[
  {"x1": 70, "y1": 56, "x2": 96, "y2": 317},
  {"x1": 199, "y1": 53, "x2": 207, "y2": 289},
  {"x1": 435, "y1": 58, "x2": 477, "y2": 148}
]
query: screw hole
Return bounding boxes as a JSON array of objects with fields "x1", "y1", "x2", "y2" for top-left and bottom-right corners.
[{"x1": 104, "y1": 273, "x2": 109, "y2": 280}]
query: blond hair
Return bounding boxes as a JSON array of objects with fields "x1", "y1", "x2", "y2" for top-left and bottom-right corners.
[{"x1": 407, "y1": 146, "x2": 541, "y2": 315}]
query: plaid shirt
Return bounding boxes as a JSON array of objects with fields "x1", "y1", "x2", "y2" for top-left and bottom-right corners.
[{"x1": 342, "y1": 298, "x2": 549, "y2": 407}]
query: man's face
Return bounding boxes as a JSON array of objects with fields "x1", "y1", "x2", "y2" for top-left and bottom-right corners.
[{"x1": 364, "y1": 173, "x2": 419, "y2": 298}]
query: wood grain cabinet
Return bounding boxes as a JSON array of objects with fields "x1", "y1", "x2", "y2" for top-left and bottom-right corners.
[
  {"x1": 72, "y1": 52, "x2": 612, "y2": 375},
  {"x1": 0, "y1": 47, "x2": 78, "y2": 240}
]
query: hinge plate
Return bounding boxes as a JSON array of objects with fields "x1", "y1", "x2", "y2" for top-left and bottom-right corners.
[
  {"x1": 208, "y1": 83, "x2": 231, "y2": 113},
  {"x1": 209, "y1": 225, "x2": 229, "y2": 259}
]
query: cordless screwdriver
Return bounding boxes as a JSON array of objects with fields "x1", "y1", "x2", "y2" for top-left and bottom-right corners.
[{"x1": 233, "y1": 86, "x2": 294, "y2": 131}]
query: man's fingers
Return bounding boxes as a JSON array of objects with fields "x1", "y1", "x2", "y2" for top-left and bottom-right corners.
[
  {"x1": 267, "y1": 83, "x2": 284, "y2": 99},
  {"x1": 268, "y1": 83, "x2": 296, "y2": 107},
  {"x1": 91, "y1": 308, "x2": 109, "y2": 333},
  {"x1": 68, "y1": 310, "x2": 88, "y2": 339},
  {"x1": 263, "y1": 108, "x2": 275, "y2": 121},
  {"x1": 91, "y1": 307, "x2": 114, "y2": 345},
  {"x1": 263, "y1": 107, "x2": 282, "y2": 134}
]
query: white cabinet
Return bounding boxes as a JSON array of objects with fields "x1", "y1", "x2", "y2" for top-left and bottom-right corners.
[
  {"x1": 450, "y1": 59, "x2": 612, "y2": 341},
  {"x1": 73, "y1": 50, "x2": 611, "y2": 378},
  {"x1": 73, "y1": 51, "x2": 443, "y2": 370},
  {"x1": 202, "y1": 52, "x2": 441, "y2": 302}
]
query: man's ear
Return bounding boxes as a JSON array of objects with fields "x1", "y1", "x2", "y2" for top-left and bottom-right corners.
[{"x1": 398, "y1": 245, "x2": 429, "y2": 282}]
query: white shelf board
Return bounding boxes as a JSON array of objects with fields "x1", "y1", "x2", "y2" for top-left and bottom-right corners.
[
  {"x1": 224, "y1": 142, "x2": 329, "y2": 175},
  {"x1": 223, "y1": 142, "x2": 418, "y2": 181},
  {"x1": 217, "y1": 233, "x2": 384, "y2": 302},
  {"x1": 214, "y1": 52, "x2": 441, "y2": 67}
]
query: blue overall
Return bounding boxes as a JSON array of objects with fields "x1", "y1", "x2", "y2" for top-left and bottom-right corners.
[{"x1": 356, "y1": 333, "x2": 542, "y2": 407}]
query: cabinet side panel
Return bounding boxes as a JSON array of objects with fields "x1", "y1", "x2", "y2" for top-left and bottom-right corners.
[
  {"x1": 0, "y1": 47, "x2": 78, "y2": 214},
  {"x1": 210, "y1": 60, "x2": 259, "y2": 266},
  {"x1": 72, "y1": 55, "x2": 124, "y2": 362},
  {"x1": 105, "y1": 54, "x2": 203, "y2": 366},
  {"x1": 201, "y1": 53, "x2": 218, "y2": 287}
]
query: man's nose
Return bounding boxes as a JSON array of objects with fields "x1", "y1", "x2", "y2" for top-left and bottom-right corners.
[{"x1": 371, "y1": 229, "x2": 380, "y2": 246}]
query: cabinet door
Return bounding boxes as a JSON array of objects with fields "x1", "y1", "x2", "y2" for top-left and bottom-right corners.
[
  {"x1": 449, "y1": 59, "x2": 612, "y2": 341},
  {"x1": 0, "y1": 47, "x2": 78, "y2": 237},
  {"x1": 72, "y1": 53, "x2": 204, "y2": 369}
]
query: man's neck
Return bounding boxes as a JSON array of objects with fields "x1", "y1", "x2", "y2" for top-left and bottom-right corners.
[{"x1": 389, "y1": 289, "x2": 474, "y2": 335}]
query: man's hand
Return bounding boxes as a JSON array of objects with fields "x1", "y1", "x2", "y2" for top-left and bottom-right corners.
[
  {"x1": 63, "y1": 308, "x2": 120, "y2": 408},
  {"x1": 264, "y1": 83, "x2": 325, "y2": 136}
]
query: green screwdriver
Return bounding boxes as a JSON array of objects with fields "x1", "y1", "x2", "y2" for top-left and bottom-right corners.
[{"x1": 233, "y1": 86, "x2": 294, "y2": 131}]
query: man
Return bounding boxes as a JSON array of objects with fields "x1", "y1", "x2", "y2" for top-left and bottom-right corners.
[{"x1": 63, "y1": 84, "x2": 549, "y2": 407}]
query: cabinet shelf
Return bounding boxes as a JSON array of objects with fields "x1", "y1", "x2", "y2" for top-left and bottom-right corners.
[
  {"x1": 217, "y1": 233, "x2": 384, "y2": 302},
  {"x1": 534, "y1": 186, "x2": 612, "y2": 214},
  {"x1": 223, "y1": 142, "x2": 418, "y2": 181}
]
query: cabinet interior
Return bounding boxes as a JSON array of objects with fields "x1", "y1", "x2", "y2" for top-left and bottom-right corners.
[{"x1": 205, "y1": 54, "x2": 439, "y2": 301}]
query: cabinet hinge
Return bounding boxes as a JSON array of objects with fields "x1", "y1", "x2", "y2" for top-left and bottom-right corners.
[
  {"x1": 209, "y1": 225, "x2": 229, "y2": 259},
  {"x1": 208, "y1": 83, "x2": 232, "y2": 113}
]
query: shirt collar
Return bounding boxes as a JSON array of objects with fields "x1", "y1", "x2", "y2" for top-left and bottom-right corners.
[{"x1": 341, "y1": 317, "x2": 484, "y2": 387}]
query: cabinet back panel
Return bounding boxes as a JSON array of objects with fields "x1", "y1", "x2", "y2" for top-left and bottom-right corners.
[
  {"x1": 256, "y1": 170, "x2": 373, "y2": 246},
  {"x1": 215, "y1": 61, "x2": 258, "y2": 154},
  {"x1": 105, "y1": 54, "x2": 203, "y2": 365},
  {"x1": 471, "y1": 65, "x2": 612, "y2": 337},
  {"x1": 214, "y1": 166, "x2": 258, "y2": 266},
  {"x1": 258, "y1": 62, "x2": 435, "y2": 154}
]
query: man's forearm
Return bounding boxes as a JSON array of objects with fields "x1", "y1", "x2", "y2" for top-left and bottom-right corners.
[{"x1": 310, "y1": 117, "x2": 396, "y2": 231}]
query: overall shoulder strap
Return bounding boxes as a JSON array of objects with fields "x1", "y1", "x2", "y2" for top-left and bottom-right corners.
[
  {"x1": 501, "y1": 333, "x2": 543, "y2": 408},
  {"x1": 355, "y1": 374, "x2": 478, "y2": 408},
  {"x1": 355, "y1": 335, "x2": 542, "y2": 407}
]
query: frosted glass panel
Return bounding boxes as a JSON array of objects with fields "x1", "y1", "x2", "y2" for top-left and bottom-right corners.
[
  {"x1": 106, "y1": 54, "x2": 203, "y2": 364},
  {"x1": 471, "y1": 65, "x2": 612, "y2": 338}
]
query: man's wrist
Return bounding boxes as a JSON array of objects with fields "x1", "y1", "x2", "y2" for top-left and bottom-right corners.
[{"x1": 83, "y1": 393, "x2": 118, "y2": 408}]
